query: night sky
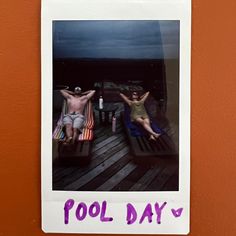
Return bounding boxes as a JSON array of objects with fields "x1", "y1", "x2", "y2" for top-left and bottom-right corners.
[{"x1": 53, "y1": 20, "x2": 179, "y2": 59}]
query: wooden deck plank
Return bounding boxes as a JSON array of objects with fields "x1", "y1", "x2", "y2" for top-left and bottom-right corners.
[
  {"x1": 93, "y1": 126, "x2": 122, "y2": 145},
  {"x1": 53, "y1": 140, "x2": 128, "y2": 188},
  {"x1": 129, "y1": 166, "x2": 164, "y2": 191},
  {"x1": 92, "y1": 136, "x2": 126, "y2": 156},
  {"x1": 96, "y1": 162, "x2": 137, "y2": 191},
  {"x1": 162, "y1": 172, "x2": 179, "y2": 191},
  {"x1": 94, "y1": 119, "x2": 122, "y2": 135},
  {"x1": 78, "y1": 154, "x2": 133, "y2": 191},
  {"x1": 92, "y1": 132, "x2": 123, "y2": 152},
  {"x1": 93, "y1": 123, "x2": 122, "y2": 141},
  {"x1": 161, "y1": 134, "x2": 176, "y2": 152},
  {"x1": 53, "y1": 166, "x2": 77, "y2": 182},
  {"x1": 155, "y1": 138, "x2": 166, "y2": 151},
  {"x1": 64, "y1": 146, "x2": 129, "y2": 190},
  {"x1": 53, "y1": 135, "x2": 126, "y2": 180},
  {"x1": 58, "y1": 140, "x2": 92, "y2": 158},
  {"x1": 111, "y1": 166, "x2": 149, "y2": 191},
  {"x1": 53, "y1": 103, "x2": 179, "y2": 191},
  {"x1": 144, "y1": 165, "x2": 178, "y2": 191}
]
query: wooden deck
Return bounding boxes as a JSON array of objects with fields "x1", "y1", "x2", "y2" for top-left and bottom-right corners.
[{"x1": 53, "y1": 103, "x2": 179, "y2": 191}]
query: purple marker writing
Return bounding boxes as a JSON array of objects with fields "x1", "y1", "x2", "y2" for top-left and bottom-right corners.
[
  {"x1": 155, "y1": 202, "x2": 167, "y2": 224},
  {"x1": 126, "y1": 202, "x2": 167, "y2": 225},
  {"x1": 139, "y1": 203, "x2": 153, "y2": 224},
  {"x1": 64, "y1": 199, "x2": 113, "y2": 224},
  {"x1": 100, "y1": 201, "x2": 113, "y2": 222},
  {"x1": 76, "y1": 202, "x2": 87, "y2": 221},
  {"x1": 126, "y1": 203, "x2": 137, "y2": 225},
  {"x1": 64, "y1": 199, "x2": 75, "y2": 224},
  {"x1": 89, "y1": 201, "x2": 100, "y2": 217}
]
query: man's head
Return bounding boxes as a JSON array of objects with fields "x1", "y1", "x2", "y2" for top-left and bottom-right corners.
[{"x1": 74, "y1": 87, "x2": 82, "y2": 95}]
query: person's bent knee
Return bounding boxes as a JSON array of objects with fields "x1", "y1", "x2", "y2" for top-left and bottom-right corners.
[{"x1": 65, "y1": 123, "x2": 73, "y2": 129}]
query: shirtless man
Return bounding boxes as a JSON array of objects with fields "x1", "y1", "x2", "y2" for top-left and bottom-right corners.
[{"x1": 60, "y1": 87, "x2": 95, "y2": 145}]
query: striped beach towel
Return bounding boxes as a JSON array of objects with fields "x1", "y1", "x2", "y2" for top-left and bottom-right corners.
[{"x1": 53, "y1": 100, "x2": 94, "y2": 141}]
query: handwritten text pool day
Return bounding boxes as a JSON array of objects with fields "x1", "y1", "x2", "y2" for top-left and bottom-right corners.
[{"x1": 64, "y1": 199, "x2": 183, "y2": 225}]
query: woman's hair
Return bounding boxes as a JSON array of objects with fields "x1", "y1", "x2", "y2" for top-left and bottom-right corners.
[{"x1": 129, "y1": 90, "x2": 140, "y2": 100}]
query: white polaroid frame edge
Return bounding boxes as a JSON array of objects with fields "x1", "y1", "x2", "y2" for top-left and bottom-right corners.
[{"x1": 41, "y1": 0, "x2": 191, "y2": 234}]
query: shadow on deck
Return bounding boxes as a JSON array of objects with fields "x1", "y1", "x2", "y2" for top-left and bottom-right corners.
[{"x1": 53, "y1": 103, "x2": 179, "y2": 191}]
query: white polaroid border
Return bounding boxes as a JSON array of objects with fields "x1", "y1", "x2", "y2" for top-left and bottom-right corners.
[{"x1": 41, "y1": 0, "x2": 191, "y2": 234}]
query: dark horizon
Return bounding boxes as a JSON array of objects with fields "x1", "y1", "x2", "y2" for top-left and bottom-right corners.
[{"x1": 53, "y1": 20, "x2": 179, "y2": 60}]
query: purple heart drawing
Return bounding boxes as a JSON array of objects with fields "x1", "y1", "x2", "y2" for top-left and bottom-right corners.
[{"x1": 171, "y1": 208, "x2": 183, "y2": 218}]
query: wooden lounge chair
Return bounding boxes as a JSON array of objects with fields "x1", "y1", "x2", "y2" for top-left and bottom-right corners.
[
  {"x1": 53, "y1": 100, "x2": 94, "y2": 161},
  {"x1": 120, "y1": 104, "x2": 178, "y2": 158}
]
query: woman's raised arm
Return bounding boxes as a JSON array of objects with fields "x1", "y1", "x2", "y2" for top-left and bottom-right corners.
[
  {"x1": 119, "y1": 92, "x2": 131, "y2": 106},
  {"x1": 140, "y1": 91, "x2": 150, "y2": 102}
]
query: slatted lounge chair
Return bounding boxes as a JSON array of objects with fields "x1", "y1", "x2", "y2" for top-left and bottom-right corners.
[
  {"x1": 121, "y1": 104, "x2": 177, "y2": 157},
  {"x1": 53, "y1": 100, "x2": 94, "y2": 160}
]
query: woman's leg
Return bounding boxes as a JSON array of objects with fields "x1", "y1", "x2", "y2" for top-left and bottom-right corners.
[
  {"x1": 143, "y1": 118, "x2": 160, "y2": 139},
  {"x1": 135, "y1": 117, "x2": 160, "y2": 139}
]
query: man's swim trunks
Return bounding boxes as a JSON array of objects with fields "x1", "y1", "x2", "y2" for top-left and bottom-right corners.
[{"x1": 63, "y1": 113, "x2": 85, "y2": 132}]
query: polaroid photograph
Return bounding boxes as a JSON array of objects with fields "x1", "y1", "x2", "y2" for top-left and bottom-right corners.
[{"x1": 41, "y1": 0, "x2": 191, "y2": 234}]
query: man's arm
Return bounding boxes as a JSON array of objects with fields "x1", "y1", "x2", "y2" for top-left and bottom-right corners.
[
  {"x1": 140, "y1": 91, "x2": 150, "y2": 102},
  {"x1": 119, "y1": 92, "x2": 131, "y2": 106},
  {"x1": 86, "y1": 90, "x2": 96, "y2": 100},
  {"x1": 81, "y1": 90, "x2": 93, "y2": 96},
  {"x1": 60, "y1": 89, "x2": 73, "y2": 99}
]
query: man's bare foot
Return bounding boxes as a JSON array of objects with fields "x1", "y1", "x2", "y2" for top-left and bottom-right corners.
[{"x1": 63, "y1": 137, "x2": 73, "y2": 145}]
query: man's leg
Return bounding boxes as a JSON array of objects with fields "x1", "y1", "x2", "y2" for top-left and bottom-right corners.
[
  {"x1": 72, "y1": 128, "x2": 80, "y2": 144},
  {"x1": 63, "y1": 115, "x2": 74, "y2": 144},
  {"x1": 72, "y1": 115, "x2": 85, "y2": 144},
  {"x1": 65, "y1": 124, "x2": 73, "y2": 144}
]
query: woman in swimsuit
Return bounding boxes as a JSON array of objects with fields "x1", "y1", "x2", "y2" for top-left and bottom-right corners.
[{"x1": 120, "y1": 91, "x2": 161, "y2": 141}]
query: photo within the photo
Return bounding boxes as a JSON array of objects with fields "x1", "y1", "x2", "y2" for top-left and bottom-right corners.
[{"x1": 52, "y1": 20, "x2": 179, "y2": 191}]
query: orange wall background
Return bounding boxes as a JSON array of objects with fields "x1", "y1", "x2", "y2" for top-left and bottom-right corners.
[{"x1": 0, "y1": 0, "x2": 236, "y2": 235}]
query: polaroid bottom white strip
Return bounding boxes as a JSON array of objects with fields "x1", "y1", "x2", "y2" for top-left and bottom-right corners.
[{"x1": 43, "y1": 199, "x2": 189, "y2": 234}]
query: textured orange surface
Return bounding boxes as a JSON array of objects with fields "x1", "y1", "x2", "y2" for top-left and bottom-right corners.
[{"x1": 0, "y1": 0, "x2": 236, "y2": 235}]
